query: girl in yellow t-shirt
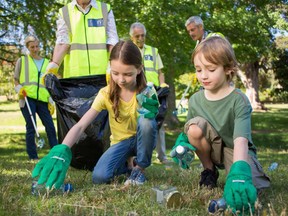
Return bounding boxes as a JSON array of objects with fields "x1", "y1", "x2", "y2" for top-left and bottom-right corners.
[{"x1": 32, "y1": 40, "x2": 159, "y2": 188}]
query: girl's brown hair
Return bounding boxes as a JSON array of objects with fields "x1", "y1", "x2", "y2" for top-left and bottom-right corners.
[
  {"x1": 109, "y1": 40, "x2": 147, "y2": 121},
  {"x1": 192, "y1": 36, "x2": 238, "y2": 82}
]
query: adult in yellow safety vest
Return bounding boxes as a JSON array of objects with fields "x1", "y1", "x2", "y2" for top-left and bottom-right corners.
[
  {"x1": 14, "y1": 35, "x2": 58, "y2": 160},
  {"x1": 130, "y1": 22, "x2": 169, "y2": 164},
  {"x1": 185, "y1": 16, "x2": 229, "y2": 88},
  {"x1": 45, "y1": 0, "x2": 119, "y2": 78},
  {"x1": 185, "y1": 16, "x2": 225, "y2": 48}
]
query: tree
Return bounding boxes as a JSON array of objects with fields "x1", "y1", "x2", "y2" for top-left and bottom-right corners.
[
  {"x1": 1, "y1": 0, "x2": 287, "y2": 116},
  {"x1": 192, "y1": 0, "x2": 288, "y2": 109},
  {"x1": 0, "y1": 0, "x2": 63, "y2": 98},
  {"x1": 111, "y1": 0, "x2": 287, "y2": 120},
  {"x1": 273, "y1": 48, "x2": 288, "y2": 91}
]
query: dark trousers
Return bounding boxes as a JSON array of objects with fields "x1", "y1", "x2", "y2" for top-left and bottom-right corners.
[{"x1": 21, "y1": 97, "x2": 58, "y2": 159}]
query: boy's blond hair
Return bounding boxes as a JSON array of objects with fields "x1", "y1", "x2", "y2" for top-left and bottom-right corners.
[{"x1": 192, "y1": 37, "x2": 238, "y2": 82}]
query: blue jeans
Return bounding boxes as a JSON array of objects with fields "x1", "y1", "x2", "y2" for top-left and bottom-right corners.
[
  {"x1": 92, "y1": 116, "x2": 157, "y2": 184},
  {"x1": 21, "y1": 97, "x2": 58, "y2": 159}
]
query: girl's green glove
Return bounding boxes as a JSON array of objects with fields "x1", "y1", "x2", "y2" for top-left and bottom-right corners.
[
  {"x1": 32, "y1": 144, "x2": 72, "y2": 189},
  {"x1": 223, "y1": 161, "x2": 257, "y2": 214},
  {"x1": 170, "y1": 132, "x2": 196, "y2": 169},
  {"x1": 141, "y1": 94, "x2": 159, "y2": 119}
]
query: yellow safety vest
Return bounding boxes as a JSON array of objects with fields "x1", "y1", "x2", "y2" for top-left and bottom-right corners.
[
  {"x1": 60, "y1": 1, "x2": 110, "y2": 78},
  {"x1": 206, "y1": 32, "x2": 225, "y2": 39},
  {"x1": 19, "y1": 56, "x2": 50, "y2": 102},
  {"x1": 196, "y1": 32, "x2": 225, "y2": 47},
  {"x1": 143, "y1": 45, "x2": 159, "y2": 86}
]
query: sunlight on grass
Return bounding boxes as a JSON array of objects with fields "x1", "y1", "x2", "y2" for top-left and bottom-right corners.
[{"x1": 0, "y1": 101, "x2": 287, "y2": 215}]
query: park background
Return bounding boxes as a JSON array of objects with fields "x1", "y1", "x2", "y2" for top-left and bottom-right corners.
[{"x1": 0, "y1": 0, "x2": 288, "y2": 215}]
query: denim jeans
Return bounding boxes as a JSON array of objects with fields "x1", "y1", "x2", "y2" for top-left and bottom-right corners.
[
  {"x1": 21, "y1": 97, "x2": 58, "y2": 159},
  {"x1": 92, "y1": 116, "x2": 157, "y2": 184}
]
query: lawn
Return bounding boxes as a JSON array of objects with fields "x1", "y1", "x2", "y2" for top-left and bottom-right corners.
[{"x1": 0, "y1": 100, "x2": 287, "y2": 215}]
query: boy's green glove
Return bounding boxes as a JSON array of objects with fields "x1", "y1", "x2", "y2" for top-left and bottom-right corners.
[
  {"x1": 142, "y1": 94, "x2": 159, "y2": 119},
  {"x1": 223, "y1": 161, "x2": 257, "y2": 214},
  {"x1": 170, "y1": 132, "x2": 196, "y2": 169},
  {"x1": 32, "y1": 144, "x2": 72, "y2": 189}
]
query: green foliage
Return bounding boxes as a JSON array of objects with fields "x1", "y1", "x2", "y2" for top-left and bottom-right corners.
[
  {"x1": 1, "y1": 0, "x2": 63, "y2": 55},
  {"x1": 1, "y1": 0, "x2": 288, "y2": 104},
  {"x1": 261, "y1": 88, "x2": 288, "y2": 102},
  {"x1": 174, "y1": 72, "x2": 201, "y2": 99},
  {"x1": 0, "y1": 64, "x2": 16, "y2": 100},
  {"x1": 273, "y1": 49, "x2": 288, "y2": 91},
  {"x1": 111, "y1": 0, "x2": 197, "y2": 79}
]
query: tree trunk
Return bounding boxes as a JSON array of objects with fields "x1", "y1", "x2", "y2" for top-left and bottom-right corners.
[
  {"x1": 165, "y1": 67, "x2": 180, "y2": 129},
  {"x1": 238, "y1": 62, "x2": 265, "y2": 110}
]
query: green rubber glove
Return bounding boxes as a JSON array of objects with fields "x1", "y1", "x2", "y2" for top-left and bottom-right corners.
[
  {"x1": 32, "y1": 144, "x2": 72, "y2": 189},
  {"x1": 223, "y1": 161, "x2": 257, "y2": 214},
  {"x1": 142, "y1": 94, "x2": 159, "y2": 119},
  {"x1": 170, "y1": 132, "x2": 196, "y2": 169}
]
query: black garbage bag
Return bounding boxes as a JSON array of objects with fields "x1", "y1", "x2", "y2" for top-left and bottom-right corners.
[
  {"x1": 45, "y1": 74, "x2": 110, "y2": 171},
  {"x1": 155, "y1": 86, "x2": 170, "y2": 129}
]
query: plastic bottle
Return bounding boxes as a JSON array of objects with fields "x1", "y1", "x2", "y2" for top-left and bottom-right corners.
[
  {"x1": 136, "y1": 82, "x2": 157, "y2": 115},
  {"x1": 208, "y1": 197, "x2": 227, "y2": 213},
  {"x1": 31, "y1": 180, "x2": 73, "y2": 196},
  {"x1": 37, "y1": 137, "x2": 45, "y2": 148},
  {"x1": 170, "y1": 145, "x2": 194, "y2": 168},
  {"x1": 268, "y1": 162, "x2": 278, "y2": 171}
]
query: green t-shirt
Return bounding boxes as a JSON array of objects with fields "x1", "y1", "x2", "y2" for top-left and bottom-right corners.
[{"x1": 187, "y1": 88, "x2": 256, "y2": 151}]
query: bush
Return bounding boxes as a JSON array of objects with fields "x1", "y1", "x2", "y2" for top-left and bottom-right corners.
[
  {"x1": 260, "y1": 88, "x2": 288, "y2": 102},
  {"x1": 174, "y1": 72, "x2": 201, "y2": 99}
]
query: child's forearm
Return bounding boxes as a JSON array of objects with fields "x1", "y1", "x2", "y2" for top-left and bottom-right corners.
[
  {"x1": 233, "y1": 137, "x2": 249, "y2": 162},
  {"x1": 62, "y1": 108, "x2": 99, "y2": 148}
]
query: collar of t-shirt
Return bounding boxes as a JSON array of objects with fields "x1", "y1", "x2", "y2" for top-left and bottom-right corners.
[
  {"x1": 32, "y1": 58, "x2": 44, "y2": 72},
  {"x1": 71, "y1": 0, "x2": 99, "y2": 14}
]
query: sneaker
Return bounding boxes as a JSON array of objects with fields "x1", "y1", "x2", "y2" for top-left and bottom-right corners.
[
  {"x1": 199, "y1": 168, "x2": 219, "y2": 189},
  {"x1": 124, "y1": 167, "x2": 146, "y2": 186},
  {"x1": 160, "y1": 159, "x2": 171, "y2": 164}
]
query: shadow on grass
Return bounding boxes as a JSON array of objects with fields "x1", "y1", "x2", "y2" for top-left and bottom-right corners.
[
  {"x1": 254, "y1": 132, "x2": 288, "y2": 151},
  {"x1": 252, "y1": 108, "x2": 288, "y2": 130},
  {"x1": 0, "y1": 108, "x2": 19, "y2": 112}
]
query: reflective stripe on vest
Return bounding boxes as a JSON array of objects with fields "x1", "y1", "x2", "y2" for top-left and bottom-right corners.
[
  {"x1": 61, "y1": 1, "x2": 110, "y2": 78},
  {"x1": 143, "y1": 45, "x2": 159, "y2": 86},
  {"x1": 19, "y1": 56, "x2": 50, "y2": 102}
]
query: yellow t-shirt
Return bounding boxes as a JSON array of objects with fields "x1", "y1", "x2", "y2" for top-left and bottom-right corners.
[{"x1": 91, "y1": 86, "x2": 138, "y2": 145}]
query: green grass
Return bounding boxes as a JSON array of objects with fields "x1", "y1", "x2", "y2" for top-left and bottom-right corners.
[{"x1": 0, "y1": 101, "x2": 287, "y2": 215}]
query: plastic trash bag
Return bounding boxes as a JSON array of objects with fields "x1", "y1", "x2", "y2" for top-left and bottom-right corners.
[
  {"x1": 45, "y1": 74, "x2": 110, "y2": 171},
  {"x1": 155, "y1": 86, "x2": 170, "y2": 129}
]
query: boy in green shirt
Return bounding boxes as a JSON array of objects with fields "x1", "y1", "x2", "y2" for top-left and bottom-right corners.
[{"x1": 171, "y1": 37, "x2": 270, "y2": 214}]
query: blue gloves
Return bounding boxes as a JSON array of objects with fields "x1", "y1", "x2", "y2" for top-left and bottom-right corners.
[{"x1": 224, "y1": 161, "x2": 257, "y2": 214}]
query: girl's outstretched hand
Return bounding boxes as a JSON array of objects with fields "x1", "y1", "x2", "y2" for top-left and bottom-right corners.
[{"x1": 32, "y1": 144, "x2": 72, "y2": 189}]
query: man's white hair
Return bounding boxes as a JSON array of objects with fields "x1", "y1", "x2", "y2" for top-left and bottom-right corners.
[
  {"x1": 185, "y1": 16, "x2": 204, "y2": 28},
  {"x1": 129, "y1": 22, "x2": 147, "y2": 36}
]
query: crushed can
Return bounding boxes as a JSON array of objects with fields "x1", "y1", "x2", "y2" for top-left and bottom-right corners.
[
  {"x1": 208, "y1": 198, "x2": 226, "y2": 214},
  {"x1": 151, "y1": 185, "x2": 182, "y2": 208}
]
